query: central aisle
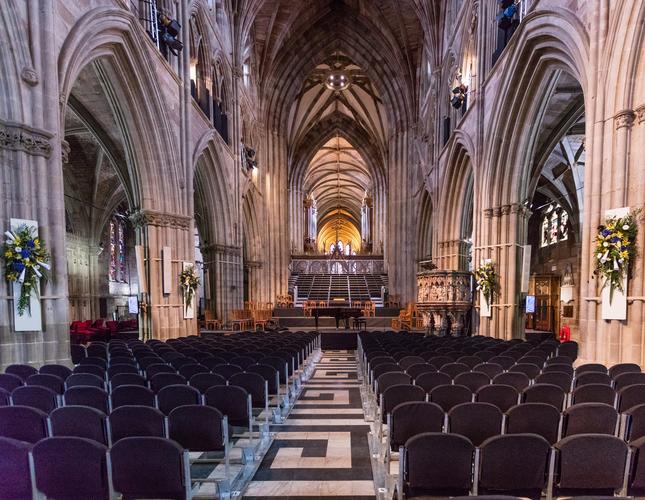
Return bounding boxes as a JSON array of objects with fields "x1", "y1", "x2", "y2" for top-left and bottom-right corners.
[{"x1": 243, "y1": 350, "x2": 376, "y2": 499}]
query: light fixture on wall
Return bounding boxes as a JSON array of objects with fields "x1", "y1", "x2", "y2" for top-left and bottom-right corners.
[
  {"x1": 242, "y1": 144, "x2": 257, "y2": 171},
  {"x1": 496, "y1": 0, "x2": 518, "y2": 30},
  {"x1": 450, "y1": 72, "x2": 468, "y2": 109},
  {"x1": 158, "y1": 13, "x2": 184, "y2": 55}
]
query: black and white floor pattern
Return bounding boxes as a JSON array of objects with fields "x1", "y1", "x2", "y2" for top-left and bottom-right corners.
[{"x1": 243, "y1": 351, "x2": 376, "y2": 499}]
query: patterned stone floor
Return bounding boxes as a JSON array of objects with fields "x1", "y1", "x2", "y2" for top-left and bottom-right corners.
[{"x1": 243, "y1": 351, "x2": 376, "y2": 499}]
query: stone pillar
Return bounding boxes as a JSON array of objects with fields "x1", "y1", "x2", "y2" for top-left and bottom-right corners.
[
  {"x1": 475, "y1": 202, "x2": 530, "y2": 339},
  {"x1": 129, "y1": 210, "x2": 196, "y2": 341},
  {"x1": 201, "y1": 243, "x2": 242, "y2": 322}
]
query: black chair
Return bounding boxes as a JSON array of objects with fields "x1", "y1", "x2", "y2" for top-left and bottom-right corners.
[
  {"x1": 110, "y1": 437, "x2": 190, "y2": 500},
  {"x1": 39, "y1": 364, "x2": 72, "y2": 380},
  {"x1": 609, "y1": 363, "x2": 641, "y2": 380},
  {"x1": 108, "y1": 405, "x2": 166, "y2": 442},
  {"x1": 211, "y1": 364, "x2": 244, "y2": 380},
  {"x1": 148, "y1": 373, "x2": 187, "y2": 393},
  {"x1": 576, "y1": 363, "x2": 608, "y2": 375},
  {"x1": 562, "y1": 402, "x2": 618, "y2": 437},
  {"x1": 535, "y1": 371, "x2": 573, "y2": 392},
  {"x1": 624, "y1": 403, "x2": 645, "y2": 442},
  {"x1": 49, "y1": 405, "x2": 108, "y2": 445},
  {"x1": 0, "y1": 388, "x2": 9, "y2": 407},
  {"x1": 448, "y1": 402, "x2": 502, "y2": 446},
  {"x1": 456, "y1": 355, "x2": 483, "y2": 369},
  {"x1": 72, "y1": 364, "x2": 106, "y2": 379},
  {"x1": 63, "y1": 386, "x2": 109, "y2": 414},
  {"x1": 615, "y1": 373, "x2": 645, "y2": 391},
  {"x1": 25, "y1": 373, "x2": 65, "y2": 394},
  {"x1": 375, "y1": 372, "x2": 411, "y2": 398},
  {"x1": 65, "y1": 373, "x2": 105, "y2": 390},
  {"x1": 178, "y1": 363, "x2": 210, "y2": 380},
  {"x1": 426, "y1": 356, "x2": 454, "y2": 369},
  {"x1": 401, "y1": 432, "x2": 475, "y2": 498},
  {"x1": 110, "y1": 373, "x2": 147, "y2": 390},
  {"x1": 476, "y1": 384, "x2": 519, "y2": 412},
  {"x1": 571, "y1": 383, "x2": 616, "y2": 406},
  {"x1": 543, "y1": 363, "x2": 574, "y2": 376},
  {"x1": 618, "y1": 383, "x2": 645, "y2": 412},
  {"x1": 488, "y1": 356, "x2": 515, "y2": 370},
  {"x1": 575, "y1": 372, "x2": 612, "y2": 387},
  {"x1": 509, "y1": 363, "x2": 540, "y2": 380},
  {"x1": 168, "y1": 404, "x2": 225, "y2": 453},
  {"x1": 230, "y1": 372, "x2": 268, "y2": 409},
  {"x1": 246, "y1": 364, "x2": 280, "y2": 395},
  {"x1": 381, "y1": 384, "x2": 425, "y2": 424},
  {"x1": 388, "y1": 402, "x2": 444, "y2": 453},
  {"x1": 493, "y1": 372, "x2": 530, "y2": 392},
  {"x1": 0, "y1": 373, "x2": 23, "y2": 392},
  {"x1": 107, "y1": 364, "x2": 140, "y2": 379},
  {"x1": 478, "y1": 433, "x2": 551, "y2": 500},
  {"x1": 0, "y1": 405, "x2": 49, "y2": 443},
  {"x1": 546, "y1": 355, "x2": 573, "y2": 366},
  {"x1": 454, "y1": 371, "x2": 491, "y2": 392},
  {"x1": 399, "y1": 355, "x2": 425, "y2": 370},
  {"x1": 0, "y1": 436, "x2": 33, "y2": 498},
  {"x1": 414, "y1": 371, "x2": 451, "y2": 394},
  {"x1": 189, "y1": 372, "x2": 227, "y2": 393},
  {"x1": 429, "y1": 384, "x2": 472, "y2": 412},
  {"x1": 204, "y1": 385, "x2": 251, "y2": 429},
  {"x1": 157, "y1": 384, "x2": 201, "y2": 415},
  {"x1": 144, "y1": 364, "x2": 176, "y2": 378},
  {"x1": 505, "y1": 403, "x2": 561, "y2": 444},
  {"x1": 111, "y1": 385, "x2": 156, "y2": 408},
  {"x1": 522, "y1": 383, "x2": 565, "y2": 410},
  {"x1": 79, "y1": 357, "x2": 108, "y2": 370},
  {"x1": 628, "y1": 436, "x2": 645, "y2": 496},
  {"x1": 439, "y1": 362, "x2": 470, "y2": 379},
  {"x1": 552, "y1": 434, "x2": 628, "y2": 497},
  {"x1": 11, "y1": 385, "x2": 58, "y2": 413},
  {"x1": 5, "y1": 364, "x2": 38, "y2": 381},
  {"x1": 31, "y1": 436, "x2": 110, "y2": 499}
]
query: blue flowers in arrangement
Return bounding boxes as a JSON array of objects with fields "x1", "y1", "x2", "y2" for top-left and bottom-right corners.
[
  {"x1": 593, "y1": 209, "x2": 641, "y2": 303},
  {"x1": 2, "y1": 225, "x2": 51, "y2": 316}
]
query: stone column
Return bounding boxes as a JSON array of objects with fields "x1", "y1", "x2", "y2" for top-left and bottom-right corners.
[
  {"x1": 201, "y1": 243, "x2": 242, "y2": 322},
  {"x1": 129, "y1": 210, "x2": 196, "y2": 341}
]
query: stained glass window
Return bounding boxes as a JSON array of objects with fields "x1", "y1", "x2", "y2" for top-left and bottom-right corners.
[
  {"x1": 540, "y1": 203, "x2": 569, "y2": 248},
  {"x1": 109, "y1": 218, "x2": 127, "y2": 282},
  {"x1": 109, "y1": 220, "x2": 117, "y2": 281}
]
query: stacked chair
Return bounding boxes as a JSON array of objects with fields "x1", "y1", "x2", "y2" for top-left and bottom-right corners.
[
  {"x1": 357, "y1": 332, "x2": 645, "y2": 500},
  {"x1": 0, "y1": 330, "x2": 319, "y2": 499}
]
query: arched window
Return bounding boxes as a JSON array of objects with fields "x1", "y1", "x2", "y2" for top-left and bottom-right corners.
[
  {"x1": 109, "y1": 218, "x2": 127, "y2": 282},
  {"x1": 540, "y1": 203, "x2": 569, "y2": 247}
]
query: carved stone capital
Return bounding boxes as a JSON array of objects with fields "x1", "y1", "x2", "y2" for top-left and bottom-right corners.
[
  {"x1": 615, "y1": 110, "x2": 636, "y2": 130},
  {"x1": 61, "y1": 140, "x2": 70, "y2": 164},
  {"x1": 483, "y1": 208, "x2": 494, "y2": 219},
  {"x1": 245, "y1": 260, "x2": 263, "y2": 269},
  {"x1": 129, "y1": 209, "x2": 192, "y2": 230},
  {"x1": 0, "y1": 119, "x2": 52, "y2": 158},
  {"x1": 501, "y1": 204, "x2": 512, "y2": 215},
  {"x1": 21, "y1": 67, "x2": 39, "y2": 86},
  {"x1": 637, "y1": 106, "x2": 645, "y2": 125},
  {"x1": 492, "y1": 206, "x2": 502, "y2": 218},
  {"x1": 201, "y1": 243, "x2": 242, "y2": 257}
]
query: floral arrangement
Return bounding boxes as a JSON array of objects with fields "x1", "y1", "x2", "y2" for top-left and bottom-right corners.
[
  {"x1": 179, "y1": 266, "x2": 200, "y2": 312},
  {"x1": 593, "y1": 209, "x2": 641, "y2": 302},
  {"x1": 475, "y1": 260, "x2": 497, "y2": 305},
  {"x1": 3, "y1": 225, "x2": 51, "y2": 316}
]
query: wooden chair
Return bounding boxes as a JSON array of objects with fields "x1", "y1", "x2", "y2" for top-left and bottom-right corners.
[
  {"x1": 200, "y1": 310, "x2": 221, "y2": 331},
  {"x1": 361, "y1": 301, "x2": 375, "y2": 317},
  {"x1": 230, "y1": 310, "x2": 252, "y2": 330}
]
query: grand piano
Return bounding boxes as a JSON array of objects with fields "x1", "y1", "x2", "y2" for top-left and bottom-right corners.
[{"x1": 312, "y1": 307, "x2": 363, "y2": 329}]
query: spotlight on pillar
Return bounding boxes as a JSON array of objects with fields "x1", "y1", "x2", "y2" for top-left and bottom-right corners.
[
  {"x1": 496, "y1": 0, "x2": 518, "y2": 30},
  {"x1": 243, "y1": 145, "x2": 257, "y2": 171},
  {"x1": 158, "y1": 13, "x2": 184, "y2": 55},
  {"x1": 450, "y1": 83, "x2": 468, "y2": 109}
]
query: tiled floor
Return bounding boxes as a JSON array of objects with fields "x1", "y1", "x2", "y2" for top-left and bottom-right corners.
[{"x1": 243, "y1": 351, "x2": 376, "y2": 499}]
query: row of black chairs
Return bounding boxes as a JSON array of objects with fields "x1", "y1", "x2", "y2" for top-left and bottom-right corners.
[{"x1": 398, "y1": 431, "x2": 645, "y2": 500}]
